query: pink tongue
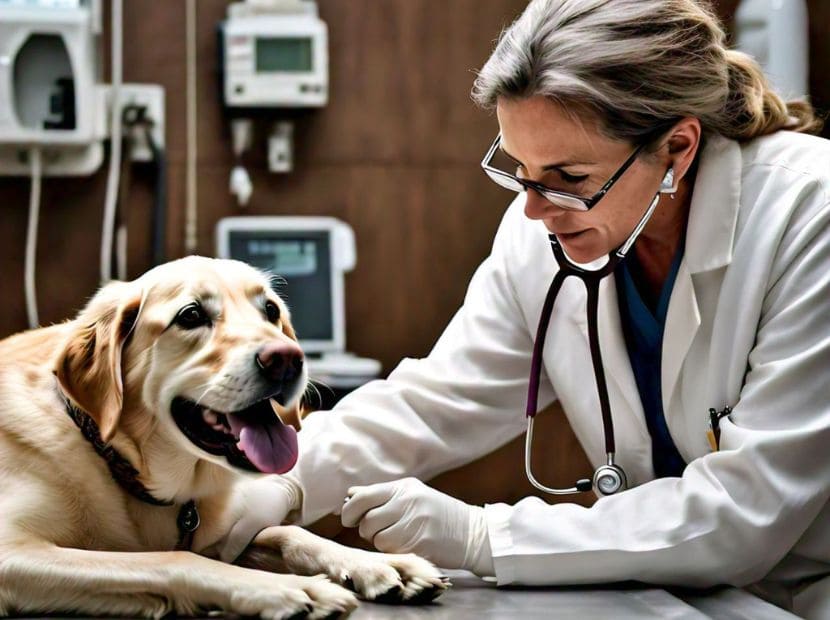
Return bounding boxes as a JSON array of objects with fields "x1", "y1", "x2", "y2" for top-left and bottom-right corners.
[{"x1": 227, "y1": 410, "x2": 298, "y2": 474}]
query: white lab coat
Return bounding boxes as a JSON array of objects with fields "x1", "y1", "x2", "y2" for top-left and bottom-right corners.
[{"x1": 290, "y1": 132, "x2": 830, "y2": 605}]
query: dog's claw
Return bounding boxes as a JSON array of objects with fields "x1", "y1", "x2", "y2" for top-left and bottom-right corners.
[
  {"x1": 285, "y1": 606, "x2": 312, "y2": 620},
  {"x1": 373, "y1": 584, "x2": 405, "y2": 604}
]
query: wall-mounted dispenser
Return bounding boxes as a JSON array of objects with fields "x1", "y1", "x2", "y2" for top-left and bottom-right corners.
[
  {"x1": 0, "y1": 0, "x2": 167, "y2": 331},
  {"x1": 0, "y1": 0, "x2": 107, "y2": 175}
]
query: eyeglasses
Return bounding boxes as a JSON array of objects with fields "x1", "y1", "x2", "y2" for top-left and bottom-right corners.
[{"x1": 480, "y1": 134, "x2": 645, "y2": 212}]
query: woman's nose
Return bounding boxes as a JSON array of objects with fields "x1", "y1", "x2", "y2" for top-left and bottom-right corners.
[{"x1": 523, "y1": 187, "x2": 555, "y2": 220}]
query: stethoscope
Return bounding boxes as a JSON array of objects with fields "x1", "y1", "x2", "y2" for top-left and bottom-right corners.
[{"x1": 525, "y1": 168, "x2": 677, "y2": 497}]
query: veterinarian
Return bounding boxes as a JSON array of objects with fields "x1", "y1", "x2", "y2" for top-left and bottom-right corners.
[{"x1": 224, "y1": 1, "x2": 830, "y2": 616}]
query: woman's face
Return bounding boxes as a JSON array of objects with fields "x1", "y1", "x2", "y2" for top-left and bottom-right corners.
[{"x1": 496, "y1": 96, "x2": 673, "y2": 264}]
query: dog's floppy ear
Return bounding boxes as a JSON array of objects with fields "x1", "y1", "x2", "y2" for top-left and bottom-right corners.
[{"x1": 55, "y1": 281, "x2": 144, "y2": 442}]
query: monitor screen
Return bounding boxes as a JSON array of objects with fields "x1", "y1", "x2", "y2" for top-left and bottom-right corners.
[
  {"x1": 255, "y1": 37, "x2": 313, "y2": 73},
  {"x1": 228, "y1": 230, "x2": 333, "y2": 342}
]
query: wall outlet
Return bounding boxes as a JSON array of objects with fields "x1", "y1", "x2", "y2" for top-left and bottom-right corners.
[{"x1": 110, "y1": 83, "x2": 165, "y2": 162}]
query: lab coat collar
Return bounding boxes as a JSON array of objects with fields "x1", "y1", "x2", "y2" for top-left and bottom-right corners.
[
  {"x1": 660, "y1": 135, "x2": 741, "y2": 448},
  {"x1": 683, "y1": 134, "x2": 742, "y2": 274}
]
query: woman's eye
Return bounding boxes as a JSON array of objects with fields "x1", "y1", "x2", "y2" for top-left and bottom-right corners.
[
  {"x1": 560, "y1": 171, "x2": 589, "y2": 184},
  {"x1": 174, "y1": 304, "x2": 211, "y2": 329},
  {"x1": 265, "y1": 300, "x2": 280, "y2": 323}
]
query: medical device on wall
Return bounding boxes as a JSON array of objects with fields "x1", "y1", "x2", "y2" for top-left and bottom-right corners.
[
  {"x1": 219, "y1": 0, "x2": 329, "y2": 206},
  {"x1": 216, "y1": 216, "x2": 381, "y2": 391},
  {"x1": 0, "y1": 0, "x2": 106, "y2": 175},
  {"x1": 221, "y1": 0, "x2": 327, "y2": 109},
  {"x1": 734, "y1": 0, "x2": 809, "y2": 100},
  {"x1": 0, "y1": 0, "x2": 166, "y2": 330}
]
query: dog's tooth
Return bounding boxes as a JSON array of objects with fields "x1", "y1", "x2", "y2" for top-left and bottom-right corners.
[{"x1": 202, "y1": 409, "x2": 219, "y2": 425}]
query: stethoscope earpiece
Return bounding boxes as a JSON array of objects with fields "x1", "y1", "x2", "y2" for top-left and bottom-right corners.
[{"x1": 659, "y1": 168, "x2": 678, "y2": 194}]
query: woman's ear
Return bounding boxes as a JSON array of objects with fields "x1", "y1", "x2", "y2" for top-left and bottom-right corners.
[
  {"x1": 55, "y1": 281, "x2": 144, "y2": 442},
  {"x1": 665, "y1": 116, "x2": 702, "y2": 184}
]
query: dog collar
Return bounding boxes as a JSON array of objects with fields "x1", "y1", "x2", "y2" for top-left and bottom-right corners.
[{"x1": 61, "y1": 390, "x2": 200, "y2": 551}]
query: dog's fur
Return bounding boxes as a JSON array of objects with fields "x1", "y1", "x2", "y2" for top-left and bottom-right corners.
[{"x1": 0, "y1": 257, "x2": 445, "y2": 619}]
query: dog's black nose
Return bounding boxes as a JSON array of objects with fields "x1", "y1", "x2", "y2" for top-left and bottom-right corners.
[{"x1": 255, "y1": 341, "x2": 304, "y2": 384}]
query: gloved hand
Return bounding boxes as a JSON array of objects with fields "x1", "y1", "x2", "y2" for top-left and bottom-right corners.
[
  {"x1": 341, "y1": 477, "x2": 494, "y2": 575},
  {"x1": 216, "y1": 474, "x2": 303, "y2": 563}
]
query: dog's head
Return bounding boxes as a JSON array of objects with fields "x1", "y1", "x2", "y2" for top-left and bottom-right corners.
[{"x1": 55, "y1": 256, "x2": 307, "y2": 478}]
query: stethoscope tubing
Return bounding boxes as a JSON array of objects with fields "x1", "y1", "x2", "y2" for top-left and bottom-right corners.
[{"x1": 524, "y1": 192, "x2": 662, "y2": 496}]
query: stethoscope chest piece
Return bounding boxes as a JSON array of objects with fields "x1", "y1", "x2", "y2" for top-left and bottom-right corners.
[{"x1": 593, "y1": 462, "x2": 627, "y2": 496}]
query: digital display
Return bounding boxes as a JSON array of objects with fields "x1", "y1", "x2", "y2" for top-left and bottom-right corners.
[
  {"x1": 255, "y1": 37, "x2": 313, "y2": 73},
  {"x1": 246, "y1": 239, "x2": 317, "y2": 277},
  {"x1": 229, "y1": 231, "x2": 333, "y2": 341}
]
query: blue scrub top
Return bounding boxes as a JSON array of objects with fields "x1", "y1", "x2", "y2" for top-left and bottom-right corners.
[{"x1": 615, "y1": 243, "x2": 687, "y2": 478}]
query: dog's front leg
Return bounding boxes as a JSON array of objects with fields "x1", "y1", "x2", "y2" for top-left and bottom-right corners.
[
  {"x1": 0, "y1": 543, "x2": 356, "y2": 618},
  {"x1": 237, "y1": 525, "x2": 449, "y2": 604}
]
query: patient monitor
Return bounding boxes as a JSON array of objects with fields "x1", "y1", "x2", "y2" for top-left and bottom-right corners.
[{"x1": 216, "y1": 216, "x2": 381, "y2": 394}]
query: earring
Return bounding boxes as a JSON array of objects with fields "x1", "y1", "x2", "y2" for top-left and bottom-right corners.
[{"x1": 659, "y1": 168, "x2": 678, "y2": 195}]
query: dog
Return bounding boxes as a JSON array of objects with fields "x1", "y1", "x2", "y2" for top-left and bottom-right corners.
[{"x1": 0, "y1": 256, "x2": 447, "y2": 618}]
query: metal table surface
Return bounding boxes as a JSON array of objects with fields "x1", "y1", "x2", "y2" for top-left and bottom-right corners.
[
  {"x1": 8, "y1": 571, "x2": 798, "y2": 619},
  {"x1": 351, "y1": 571, "x2": 799, "y2": 619}
]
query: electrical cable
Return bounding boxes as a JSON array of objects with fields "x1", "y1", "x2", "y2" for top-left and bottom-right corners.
[
  {"x1": 145, "y1": 125, "x2": 168, "y2": 266},
  {"x1": 100, "y1": 0, "x2": 123, "y2": 283},
  {"x1": 24, "y1": 148, "x2": 42, "y2": 329},
  {"x1": 115, "y1": 131, "x2": 132, "y2": 280},
  {"x1": 185, "y1": 0, "x2": 198, "y2": 253}
]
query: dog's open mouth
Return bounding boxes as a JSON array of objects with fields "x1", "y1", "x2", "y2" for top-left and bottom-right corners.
[{"x1": 171, "y1": 397, "x2": 298, "y2": 474}]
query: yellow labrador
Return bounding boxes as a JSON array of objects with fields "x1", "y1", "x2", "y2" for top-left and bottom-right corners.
[{"x1": 0, "y1": 256, "x2": 446, "y2": 618}]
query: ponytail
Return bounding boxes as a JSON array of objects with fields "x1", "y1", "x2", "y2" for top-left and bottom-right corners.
[{"x1": 720, "y1": 49, "x2": 823, "y2": 141}]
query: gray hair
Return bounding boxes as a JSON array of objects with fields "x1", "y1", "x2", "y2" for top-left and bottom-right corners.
[{"x1": 472, "y1": 0, "x2": 822, "y2": 144}]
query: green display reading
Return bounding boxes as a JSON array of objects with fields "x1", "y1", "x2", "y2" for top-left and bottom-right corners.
[{"x1": 255, "y1": 37, "x2": 313, "y2": 72}]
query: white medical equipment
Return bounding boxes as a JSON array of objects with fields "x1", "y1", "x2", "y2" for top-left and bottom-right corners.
[
  {"x1": 219, "y1": 0, "x2": 329, "y2": 205},
  {"x1": 221, "y1": 0, "x2": 328, "y2": 109},
  {"x1": 216, "y1": 216, "x2": 381, "y2": 390},
  {"x1": 734, "y1": 0, "x2": 809, "y2": 100},
  {"x1": 0, "y1": 0, "x2": 105, "y2": 175},
  {"x1": 0, "y1": 0, "x2": 105, "y2": 328},
  {"x1": 0, "y1": 0, "x2": 166, "y2": 329}
]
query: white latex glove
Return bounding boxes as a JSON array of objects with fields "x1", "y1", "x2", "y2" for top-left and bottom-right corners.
[
  {"x1": 341, "y1": 477, "x2": 494, "y2": 575},
  {"x1": 215, "y1": 474, "x2": 302, "y2": 563}
]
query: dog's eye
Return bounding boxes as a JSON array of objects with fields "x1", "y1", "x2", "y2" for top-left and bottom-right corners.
[
  {"x1": 174, "y1": 303, "x2": 211, "y2": 330},
  {"x1": 265, "y1": 300, "x2": 280, "y2": 324}
]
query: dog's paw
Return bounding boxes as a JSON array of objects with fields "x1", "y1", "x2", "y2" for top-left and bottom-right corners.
[
  {"x1": 334, "y1": 551, "x2": 450, "y2": 605},
  {"x1": 225, "y1": 573, "x2": 358, "y2": 619},
  {"x1": 291, "y1": 575, "x2": 359, "y2": 620}
]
